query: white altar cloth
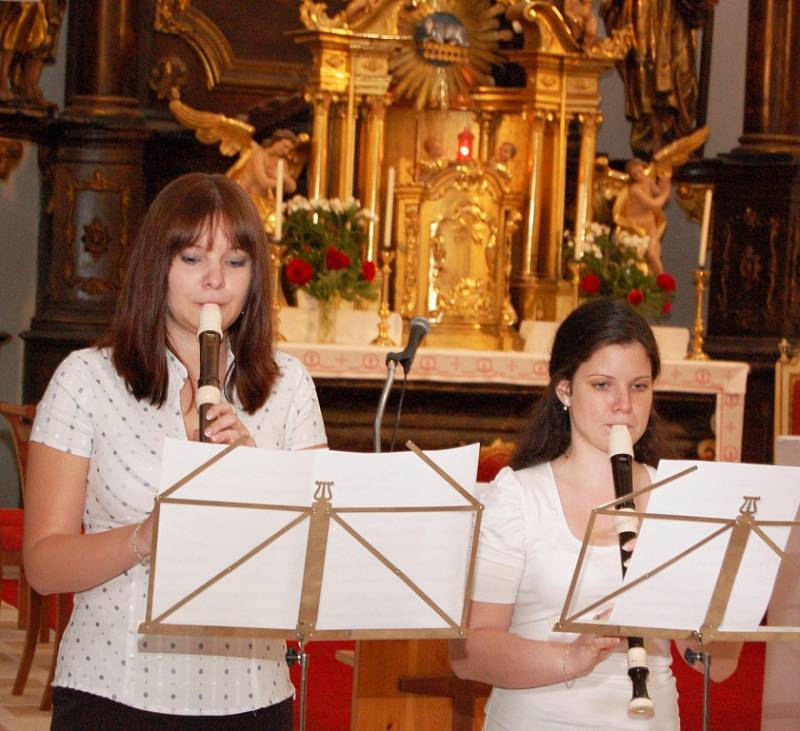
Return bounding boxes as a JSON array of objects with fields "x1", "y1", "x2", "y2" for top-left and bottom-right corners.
[{"x1": 278, "y1": 343, "x2": 749, "y2": 462}]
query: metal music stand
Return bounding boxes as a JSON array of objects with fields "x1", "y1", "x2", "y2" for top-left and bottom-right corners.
[
  {"x1": 139, "y1": 438, "x2": 482, "y2": 730},
  {"x1": 554, "y1": 462, "x2": 800, "y2": 731}
]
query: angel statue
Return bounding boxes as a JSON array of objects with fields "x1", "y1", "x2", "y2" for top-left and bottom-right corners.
[
  {"x1": 168, "y1": 95, "x2": 309, "y2": 232},
  {"x1": 594, "y1": 126, "x2": 709, "y2": 276}
]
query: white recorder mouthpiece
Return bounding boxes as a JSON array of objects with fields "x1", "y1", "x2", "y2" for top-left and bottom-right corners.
[
  {"x1": 608, "y1": 424, "x2": 633, "y2": 458},
  {"x1": 197, "y1": 304, "x2": 222, "y2": 337}
]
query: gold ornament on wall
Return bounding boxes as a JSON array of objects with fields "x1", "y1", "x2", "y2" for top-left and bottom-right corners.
[{"x1": 391, "y1": 0, "x2": 511, "y2": 109}]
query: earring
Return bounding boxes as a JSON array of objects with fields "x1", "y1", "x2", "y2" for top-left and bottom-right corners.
[{"x1": 562, "y1": 402, "x2": 569, "y2": 412}]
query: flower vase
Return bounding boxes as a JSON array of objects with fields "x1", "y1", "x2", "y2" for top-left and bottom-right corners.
[{"x1": 316, "y1": 297, "x2": 339, "y2": 344}]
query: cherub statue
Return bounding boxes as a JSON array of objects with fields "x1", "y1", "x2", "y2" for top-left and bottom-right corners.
[
  {"x1": 564, "y1": 0, "x2": 599, "y2": 46},
  {"x1": 228, "y1": 129, "x2": 299, "y2": 210},
  {"x1": 168, "y1": 95, "x2": 309, "y2": 231},
  {"x1": 418, "y1": 134, "x2": 448, "y2": 179},
  {"x1": 594, "y1": 126, "x2": 709, "y2": 276}
]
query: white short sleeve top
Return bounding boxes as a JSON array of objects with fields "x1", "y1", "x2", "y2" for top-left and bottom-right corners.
[
  {"x1": 32, "y1": 347, "x2": 326, "y2": 715},
  {"x1": 472, "y1": 463, "x2": 679, "y2": 731}
]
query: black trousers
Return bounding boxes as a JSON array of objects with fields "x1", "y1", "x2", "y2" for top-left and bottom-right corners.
[{"x1": 51, "y1": 687, "x2": 293, "y2": 730}]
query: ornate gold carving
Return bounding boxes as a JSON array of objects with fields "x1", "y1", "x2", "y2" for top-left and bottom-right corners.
[
  {"x1": 0, "y1": 137, "x2": 23, "y2": 180},
  {"x1": 401, "y1": 203, "x2": 419, "y2": 316},
  {"x1": 676, "y1": 182, "x2": 713, "y2": 225},
  {"x1": 429, "y1": 198, "x2": 497, "y2": 321},
  {"x1": 299, "y1": 0, "x2": 404, "y2": 35},
  {"x1": 390, "y1": 0, "x2": 511, "y2": 110},
  {"x1": 739, "y1": 244, "x2": 762, "y2": 290},
  {"x1": 0, "y1": 0, "x2": 66, "y2": 108},
  {"x1": 153, "y1": 0, "x2": 303, "y2": 91},
  {"x1": 719, "y1": 205, "x2": 780, "y2": 329},
  {"x1": 81, "y1": 217, "x2": 111, "y2": 261},
  {"x1": 584, "y1": 27, "x2": 632, "y2": 61},
  {"x1": 503, "y1": 209, "x2": 522, "y2": 326},
  {"x1": 299, "y1": 1, "x2": 350, "y2": 31},
  {"x1": 149, "y1": 57, "x2": 189, "y2": 101},
  {"x1": 63, "y1": 170, "x2": 130, "y2": 296}
]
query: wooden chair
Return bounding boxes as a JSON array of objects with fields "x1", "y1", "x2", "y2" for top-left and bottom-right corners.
[
  {"x1": 774, "y1": 338, "x2": 800, "y2": 438},
  {"x1": 476, "y1": 438, "x2": 516, "y2": 484},
  {"x1": 0, "y1": 402, "x2": 34, "y2": 627},
  {"x1": 0, "y1": 401, "x2": 72, "y2": 711}
]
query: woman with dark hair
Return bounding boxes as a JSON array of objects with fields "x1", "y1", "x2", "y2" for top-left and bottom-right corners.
[
  {"x1": 450, "y1": 299, "x2": 740, "y2": 730},
  {"x1": 23, "y1": 173, "x2": 326, "y2": 729}
]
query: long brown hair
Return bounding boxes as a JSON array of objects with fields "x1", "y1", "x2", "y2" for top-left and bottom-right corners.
[
  {"x1": 511, "y1": 299, "x2": 664, "y2": 469},
  {"x1": 104, "y1": 173, "x2": 278, "y2": 412}
]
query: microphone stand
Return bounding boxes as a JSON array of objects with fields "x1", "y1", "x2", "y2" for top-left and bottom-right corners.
[{"x1": 373, "y1": 359, "x2": 398, "y2": 453}]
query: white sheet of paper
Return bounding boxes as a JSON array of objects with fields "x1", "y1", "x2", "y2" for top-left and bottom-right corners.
[
  {"x1": 149, "y1": 440, "x2": 480, "y2": 635},
  {"x1": 603, "y1": 460, "x2": 800, "y2": 632}
]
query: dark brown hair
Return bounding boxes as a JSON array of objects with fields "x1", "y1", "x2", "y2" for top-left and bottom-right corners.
[
  {"x1": 511, "y1": 299, "x2": 663, "y2": 469},
  {"x1": 103, "y1": 173, "x2": 278, "y2": 412}
]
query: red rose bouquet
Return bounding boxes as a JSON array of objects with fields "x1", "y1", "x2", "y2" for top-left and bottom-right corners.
[
  {"x1": 566, "y1": 224, "x2": 676, "y2": 321},
  {"x1": 282, "y1": 196, "x2": 378, "y2": 304}
]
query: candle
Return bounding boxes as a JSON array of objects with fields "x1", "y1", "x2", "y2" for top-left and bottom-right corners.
[
  {"x1": 383, "y1": 166, "x2": 395, "y2": 249},
  {"x1": 274, "y1": 158, "x2": 285, "y2": 241},
  {"x1": 698, "y1": 188, "x2": 712, "y2": 267}
]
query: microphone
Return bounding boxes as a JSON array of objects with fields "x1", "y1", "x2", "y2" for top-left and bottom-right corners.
[
  {"x1": 386, "y1": 316, "x2": 431, "y2": 372},
  {"x1": 197, "y1": 304, "x2": 222, "y2": 443},
  {"x1": 608, "y1": 424, "x2": 654, "y2": 719}
]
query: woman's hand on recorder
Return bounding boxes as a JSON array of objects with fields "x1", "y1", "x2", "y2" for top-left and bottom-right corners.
[
  {"x1": 565, "y1": 631, "x2": 621, "y2": 679},
  {"x1": 562, "y1": 607, "x2": 620, "y2": 679},
  {"x1": 197, "y1": 402, "x2": 255, "y2": 446}
]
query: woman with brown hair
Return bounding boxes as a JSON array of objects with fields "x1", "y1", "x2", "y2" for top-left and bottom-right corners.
[
  {"x1": 450, "y1": 299, "x2": 740, "y2": 730},
  {"x1": 23, "y1": 173, "x2": 326, "y2": 729}
]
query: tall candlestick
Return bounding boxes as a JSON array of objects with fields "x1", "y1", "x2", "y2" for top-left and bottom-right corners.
[
  {"x1": 697, "y1": 188, "x2": 712, "y2": 267},
  {"x1": 382, "y1": 166, "x2": 395, "y2": 249},
  {"x1": 274, "y1": 158, "x2": 285, "y2": 241}
]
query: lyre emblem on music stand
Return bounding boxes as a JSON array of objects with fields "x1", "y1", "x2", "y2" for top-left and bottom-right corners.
[
  {"x1": 739, "y1": 496, "x2": 760, "y2": 516},
  {"x1": 314, "y1": 480, "x2": 334, "y2": 501}
]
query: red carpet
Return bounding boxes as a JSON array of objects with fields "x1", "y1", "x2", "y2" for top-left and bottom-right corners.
[
  {"x1": 288, "y1": 641, "x2": 353, "y2": 731},
  {"x1": 672, "y1": 641, "x2": 764, "y2": 731}
]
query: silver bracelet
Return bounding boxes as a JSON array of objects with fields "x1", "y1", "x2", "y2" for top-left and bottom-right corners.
[
  {"x1": 132, "y1": 521, "x2": 149, "y2": 565},
  {"x1": 563, "y1": 643, "x2": 575, "y2": 688}
]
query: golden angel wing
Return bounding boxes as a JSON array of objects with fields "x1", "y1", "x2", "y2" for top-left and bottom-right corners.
[
  {"x1": 169, "y1": 98, "x2": 255, "y2": 157},
  {"x1": 647, "y1": 126, "x2": 710, "y2": 177},
  {"x1": 592, "y1": 155, "x2": 628, "y2": 225}
]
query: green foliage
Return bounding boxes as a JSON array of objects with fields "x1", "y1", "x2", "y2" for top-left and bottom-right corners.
[
  {"x1": 283, "y1": 196, "x2": 378, "y2": 303},
  {"x1": 564, "y1": 224, "x2": 676, "y2": 321}
]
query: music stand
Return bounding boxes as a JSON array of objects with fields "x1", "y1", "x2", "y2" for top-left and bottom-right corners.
[
  {"x1": 554, "y1": 460, "x2": 800, "y2": 731},
  {"x1": 139, "y1": 438, "x2": 482, "y2": 730}
]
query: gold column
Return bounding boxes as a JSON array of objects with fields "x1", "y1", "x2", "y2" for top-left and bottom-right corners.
[
  {"x1": 336, "y1": 56, "x2": 358, "y2": 199},
  {"x1": 573, "y1": 112, "x2": 598, "y2": 249},
  {"x1": 522, "y1": 110, "x2": 545, "y2": 279},
  {"x1": 331, "y1": 100, "x2": 349, "y2": 199},
  {"x1": 548, "y1": 64, "x2": 568, "y2": 281},
  {"x1": 477, "y1": 110, "x2": 492, "y2": 162},
  {"x1": 307, "y1": 92, "x2": 332, "y2": 200},
  {"x1": 360, "y1": 95, "x2": 388, "y2": 261}
]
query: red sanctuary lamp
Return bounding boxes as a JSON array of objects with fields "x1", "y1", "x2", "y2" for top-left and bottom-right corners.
[{"x1": 457, "y1": 128, "x2": 474, "y2": 161}]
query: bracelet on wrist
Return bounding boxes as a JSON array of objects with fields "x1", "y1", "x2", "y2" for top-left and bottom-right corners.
[
  {"x1": 563, "y1": 643, "x2": 575, "y2": 688},
  {"x1": 132, "y1": 520, "x2": 149, "y2": 565}
]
